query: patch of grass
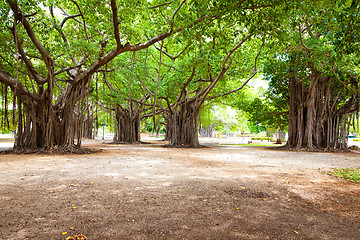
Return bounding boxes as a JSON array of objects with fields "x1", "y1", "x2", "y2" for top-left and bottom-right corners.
[
  {"x1": 326, "y1": 168, "x2": 360, "y2": 183},
  {"x1": 353, "y1": 138, "x2": 360, "y2": 142},
  {"x1": 251, "y1": 137, "x2": 273, "y2": 141}
]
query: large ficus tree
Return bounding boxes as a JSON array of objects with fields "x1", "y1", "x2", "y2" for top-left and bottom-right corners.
[
  {"x1": 0, "y1": 0, "x2": 204, "y2": 152},
  {"x1": 264, "y1": 0, "x2": 360, "y2": 151},
  {"x1": 148, "y1": 0, "x2": 275, "y2": 147}
]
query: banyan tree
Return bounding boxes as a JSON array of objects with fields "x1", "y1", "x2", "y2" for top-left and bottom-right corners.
[
  {"x1": 0, "y1": 0, "x2": 202, "y2": 152},
  {"x1": 265, "y1": 1, "x2": 360, "y2": 151},
  {"x1": 286, "y1": 56, "x2": 359, "y2": 151}
]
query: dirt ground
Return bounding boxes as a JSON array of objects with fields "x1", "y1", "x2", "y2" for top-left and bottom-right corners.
[{"x1": 1, "y1": 139, "x2": 360, "y2": 240}]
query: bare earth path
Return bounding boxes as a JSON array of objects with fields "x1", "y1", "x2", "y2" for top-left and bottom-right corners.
[{"x1": 1, "y1": 140, "x2": 360, "y2": 239}]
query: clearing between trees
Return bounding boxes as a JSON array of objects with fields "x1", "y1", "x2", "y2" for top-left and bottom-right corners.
[{"x1": 1, "y1": 140, "x2": 360, "y2": 239}]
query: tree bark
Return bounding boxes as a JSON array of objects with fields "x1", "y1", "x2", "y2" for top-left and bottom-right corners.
[
  {"x1": 169, "y1": 99, "x2": 200, "y2": 147},
  {"x1": 286, "y1": 72, "x2": 358, "y2": 151},
  {"x1": 113, "y1": 106, "x2": 140, "y2": 143}
]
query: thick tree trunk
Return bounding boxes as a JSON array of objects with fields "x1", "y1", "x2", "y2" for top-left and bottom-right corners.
[
  {"x1": 13, "y1": 90, "x2": 53, "y2": 151},
  {"x1": 286, "y1": 73, "x2": 358, "y2": 151},
  {"x1": 113, "y1": 106, "x2": 140, "y2": 143},
  {"x1": 164, "y1": 115, "x2": 173, "y2": 141},
  {"x1": 52, "y1": 82, "x2": 90, "y2": 152},
  {"x1": 11, "y1": 80, "x2": 92, "y2": 153},
  {"x1": 169, "y1": 100, "x2": 200, "y2": 147},
  {"x1": 82, "y1": 116, "x2": 94, "y2": 139}
]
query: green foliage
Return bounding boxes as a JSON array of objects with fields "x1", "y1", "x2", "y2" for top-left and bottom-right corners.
[
  {"x1": 233, "y1": 92, "x2": 287, "y2": 134},
  {"x1": 1, "y1": 0, "x2": 359, "y2": 142},
  {"x1": 326, "y1": 168, "x2": 360, "y2": 183},
  {"x1": 199, "y1": 104, "x2": 250, "y2": 135}
]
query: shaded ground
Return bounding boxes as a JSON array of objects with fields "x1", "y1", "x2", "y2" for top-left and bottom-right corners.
[{"x1": 1, "y1": 139, "x2": 360, "y2": 239}]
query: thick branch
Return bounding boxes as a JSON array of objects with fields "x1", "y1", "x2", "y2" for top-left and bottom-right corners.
[
  {"x1": 7, "y1": 0, "x2": 54, "y2": 77},
  {"x1": 60, "y1": 14, "x2": 81, "y2": 28},
  {"x1": 299, "y1": 22, "x2": 311, "y2": 53},
  {"x1": 148, "y1": 2, "x2": 172, "y2": 9},
  {"x1": 0, "y1": 70, "x2": 41, "y2": 100},
  {"x1": 10, "y1": 27, "x2": 46, "y2": 85},
  {"x1": 111, "y1": 0, "x2": 122, "y2": 48},
  {"x1": 75, "y1": 0, "x2": 206, "y2": 84},
  {"x1": 170, "y1": 0, "x2": 186, "y2": 31}
]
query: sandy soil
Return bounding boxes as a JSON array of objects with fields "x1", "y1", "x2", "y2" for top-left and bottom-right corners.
[{"x1": 1, "y1": 139, "x2": 360, "y2": 239}]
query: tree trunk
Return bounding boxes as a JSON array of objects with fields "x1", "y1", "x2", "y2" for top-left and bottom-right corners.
[
  {"x1": 164, "y1": 114, "x2": 173, "y2": 141},
  {"x1": 113, "y1": 106, "x2": 140, "y2": 143},
  {"x1": 199, "y1": 126, "x2": 213, "y2": 137},
  {"x1": 81, "y1": 102, "x2": 94, "y2": 139},
  {"x1": 169, "y1": 100, "x2": 200, "y2": 147},
  {"x1": 12, "y1": 90, "x2": 54, "y2": 151},
  {"x1": 286, "y1": 73, "x2": 358, "y2": 151}
]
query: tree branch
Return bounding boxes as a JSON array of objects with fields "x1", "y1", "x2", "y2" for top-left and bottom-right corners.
[
  {"x1": 70, "y1": 0, "x2": 89, "y2": 42},
  {"x1": 54, "y1": 64, "x2": 83, "y2": 76},
  {"x1": 173, "y1": 67, "x2": 196, "y2": 111},
  {"x1": 148, "y1": 1, "x2": 172, "y2": 10},
  {"x1": 154, "y1": 41, "x2": 190, "y2": 60},
  {"x1": 60, "y1": 13, "x2": 81, "y2": 29},
  {"x1": 74, "y1": 0, "x2": 208, "y2": 84},
  {"x1": 170, "y1": 0, "x2": 186, "y2": 31},
  {"x1": 207, "y1": 39, "x2": 265, "y2": 101},
  {"x1": 0, "y1": 70, "x2": 41, "y2": 100},
  {"x1": 9, "y1": 26, "x2": 46, "y2": 85},
  {"x1": 111, "y1": 0, "x2": 122, "y2": 48},
  {"x1": 7, "y1": 0, "x2": 54, "y2": 80},
  {"x1": 299, "y1": 22, "x2": 311, "y2": 53}
]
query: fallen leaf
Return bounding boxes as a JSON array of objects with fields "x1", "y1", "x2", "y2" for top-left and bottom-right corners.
[
  {"x1": 72, "y1": 204, "x2": 77, "y2": 209},
  {"x1": 66, "y1": 234, "x2": 87, "y2": 240},
  {"x1": 21, "y1": 178, "x2": 24, "y2": 180},
  {"x1": 69, "y1": 226, "x2": 75, "y2": 230},
  {"x1": 241, "y1": 187, "x2": 246, "y2": 189},
  {"x1": 235, "y1": 207, "x2": 239, "y2": 210},
  {"x1": 90, "y1": 181, "x2": 94, "y2": 184},
  {"x1": 62, "y1": 232, "x2": 68, "y2": 235},
  {"x1": 293, "y1": 230, "x2": 299, "y2": 235}
]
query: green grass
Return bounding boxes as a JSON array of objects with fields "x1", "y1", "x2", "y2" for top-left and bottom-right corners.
[
  {"x1": 326, "y1": 168, "x2": 360, "y2": 183},
  {"x1": 353, "y1": 139, "x2": 360, "y2": 141},
  {"x1": 251, "y1": 137, "x2": 273, "y2": 141}
]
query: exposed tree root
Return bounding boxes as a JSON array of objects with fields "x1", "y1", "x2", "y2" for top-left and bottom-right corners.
[{"x1": 0, "y1": 147, "x2": 100, "y2": 155}]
